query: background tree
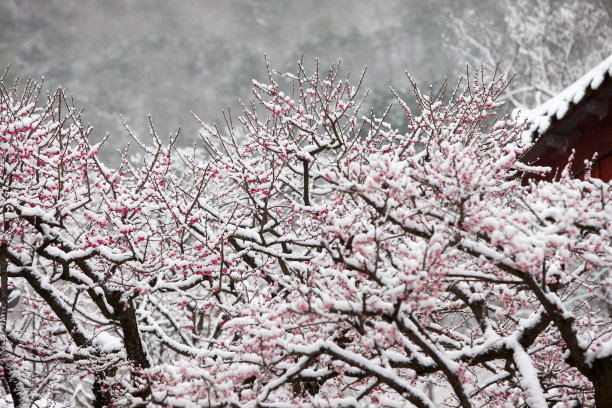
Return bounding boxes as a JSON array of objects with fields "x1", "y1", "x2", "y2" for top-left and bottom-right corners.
[
  {"x1": 1, "y1": 61, "x2": 612, "y2": 407},
  {"x1": 447, "y1": 0, "x2": 612, "y2": 108}
]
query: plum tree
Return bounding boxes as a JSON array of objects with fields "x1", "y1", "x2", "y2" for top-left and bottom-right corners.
[{"x1": 1, "y1": 61, "x2": 611, "y2": 407}]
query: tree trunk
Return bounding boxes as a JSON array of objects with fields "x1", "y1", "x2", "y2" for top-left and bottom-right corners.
[
  {"x1": 117, "y1": 298, "x2": 151, "y2": 400},
  {"x1": 93, "y1": 373, "x2": 112, "y2": 408},
  {"x1": 592, "y1": 357, "x2": 612, "y2": 408},
  {"x1": 0, "y1": 242, "x2": 30, "y2": 408}
]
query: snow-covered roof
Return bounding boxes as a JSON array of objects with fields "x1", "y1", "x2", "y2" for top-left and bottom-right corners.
[{"x1": 522, "y1": 53, "x2": 612, "y2": 141}]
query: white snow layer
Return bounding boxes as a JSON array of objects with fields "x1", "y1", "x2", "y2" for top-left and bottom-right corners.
[{"x1": 0, "y1": 395, "x2": 66, "y2": 407}]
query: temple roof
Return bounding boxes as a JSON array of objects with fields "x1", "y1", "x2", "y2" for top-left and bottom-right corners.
[{"x1": 521, "y1": 53, "x2": 612, "y2": 143}]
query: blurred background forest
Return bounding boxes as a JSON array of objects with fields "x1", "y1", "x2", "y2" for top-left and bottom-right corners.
[{"x1": 1, "y1": 0, "x2": 611, "y2": 165}]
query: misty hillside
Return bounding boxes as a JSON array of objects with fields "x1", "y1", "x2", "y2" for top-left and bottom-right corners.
[{"x1": 1, "y1": 0, "x2": 610, "y2": 164}]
